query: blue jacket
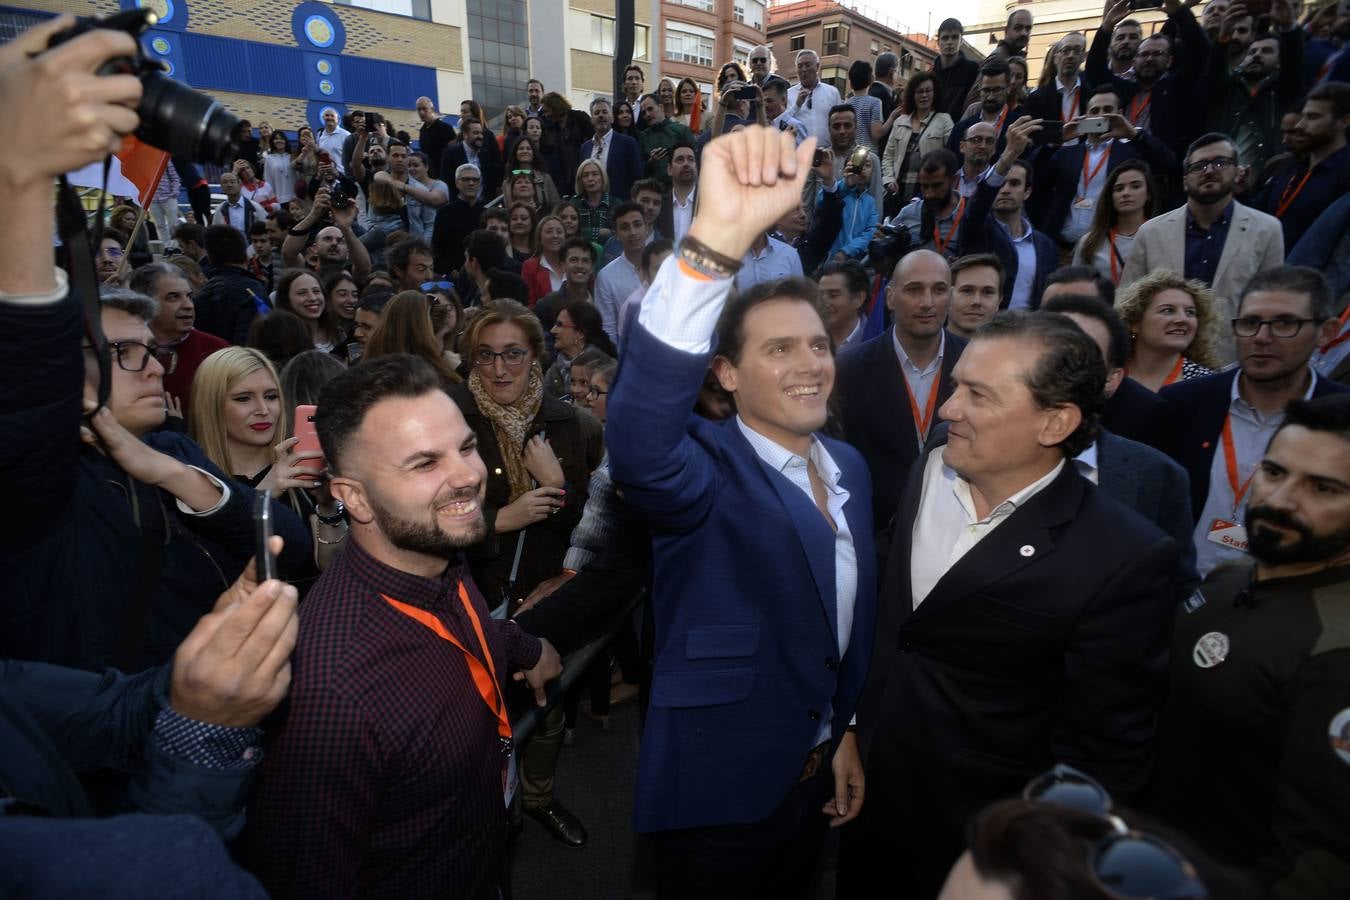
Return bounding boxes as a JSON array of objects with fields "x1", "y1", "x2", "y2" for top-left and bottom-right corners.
[
  {"x1": 1288, "y1": 193, "x2": 1350, "y2": 302},
  {"x1": 822, "y1": 183, "x2": 879, "y2": 260},
  {"x1": 958, "y1": 175, "x2": 1059, "y2": 309},
  {"x1": 580, "y1": 130, "x2": 643, "y2": 202},
  {"x1": 608, "y1": 321, "x2": 877, "y2": 833},
  {"x1": 0, "y1": 289, "x2": 310, "y2": 673}
]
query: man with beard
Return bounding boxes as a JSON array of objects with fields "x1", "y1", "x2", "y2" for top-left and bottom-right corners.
[
  {"x1": 1146, "y1": 393, "x2": 1350, "y2": 898},
  {"x1": 248, "y1": 355, "x2": 562, "y2": 899},
  {"x1": 1198, "y1": 0, "x2": 1306, "y2": 184},
  {"x1": 893, "y1": 149, "x2": 965, "y2": 259},
  {"x1": 987, "y1": 9, "x2": 1033, "y2": 66},
  {"x1": 1121, "y1": 133, "x2": 1284, "y2": 365},
  {"x1": 947, "y1": 61, "x2": 1026, "y2": 158},
  {"x1": 1089, "y1": 0, "x2": 1208, "y2": 160},
  {"x1": 954, "y1": 121, "x2": 996, "y2": 199},
  {"x1": 1160, "y1": 267, "x2": 1349, "y2": 578}
]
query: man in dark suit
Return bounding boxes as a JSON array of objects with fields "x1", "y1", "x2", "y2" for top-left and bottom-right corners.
[
  {"x1": 579, "y1": 98, "x2": 643, "y2": 202},
  {"x1": 958, "y1": 117, "x2": 1059, "y2": 310},
  {"x1": 1160, "y1": 266, "x2": 1350, "y2": 578},
  {"x1": 947, "y1": 61, "x2": 1026, "y2": 160},
  {"x1": 608, "y1": 126, "x2": 875, "y2": 898},
  {"x1": 1025, "y1": 31, "x2": 1089, "y2": 125},
  {"x1": 439, "y1": 117, "x2": 502, "y2": 204},
  {"x1": 836, "y1": 249, "x2": 965, "y2": 532},
  {"x1": 843, "y1": 310, "x2": 1179, "y2": 899}
]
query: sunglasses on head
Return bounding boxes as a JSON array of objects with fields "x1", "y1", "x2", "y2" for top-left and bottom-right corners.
[{"x1": 1023, "y1": 765, "x2": 1208, "y2": 900}]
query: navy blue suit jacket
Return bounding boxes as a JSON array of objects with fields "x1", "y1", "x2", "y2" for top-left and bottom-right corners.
[
  {"x1": 580, "y1": 131, "x2": 643, "y2": 202},
  {"x1": 1159, "y1": 369, "x2": 1350, "y2": 522},
  {"x1": 958, "y1": 177, "x2": 1059, "y2": 309},
  {"x1": 835, "y1": 330, "x2": 965, "y2": 531},
  {"x1": 1036, "y1": 131, "x2": 1176, "y2": 241},
  {"x1": 608, "y1": 322, "x2": 877, "y2": 833}
]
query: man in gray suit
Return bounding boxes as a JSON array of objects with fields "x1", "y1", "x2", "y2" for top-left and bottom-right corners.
[
  {"x1": 1043, "y1": 294, "x2": 1198, "y2": 595},
  {"x1": 1120, "y1": 133, "x2": 1284, "y2": 366}
]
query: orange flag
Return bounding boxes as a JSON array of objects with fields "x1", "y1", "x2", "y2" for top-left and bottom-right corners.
[{"x1": 115, "y1": 136, "x2": 171, "y2": 207}]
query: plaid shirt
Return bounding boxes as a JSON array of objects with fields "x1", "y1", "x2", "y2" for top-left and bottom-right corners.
[
  {"x1": 571, "y1": 194, "x2": 612, "y2": 245},
  {"x1": 247, "y1": 538, "x2": 542, "y2": 899}
]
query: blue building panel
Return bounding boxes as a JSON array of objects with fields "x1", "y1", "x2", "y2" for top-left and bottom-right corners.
[{"x1": 248, "y1": 43, "x2": 307, "y2": 97}]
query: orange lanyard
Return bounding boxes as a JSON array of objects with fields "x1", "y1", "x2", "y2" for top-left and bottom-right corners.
[
  {"x1": 1062, "y1": 85, "x2": 1080, "y2": 121},
  {"x1": 933, "y1": 196, "x2": 966, "y2": 255},
  {"x1": 992, "y1": 105, "x2": 1009, "y2": 133},
  {"x1": 1162, "y1": 356, "x2": 1185, "y2": 387},
  {"x1": 1108, "y1": 228, "x2": 1122, "y2": 284},
  {"x1": 1221, "y1": 415, "x2": 1258, "y2": 514},
  {"x1": 904, "y1": 366, "x2": 943, "y2": 443},
  {"x1": 1080, "y1": 144, "x2": 1110, "y2": 198},
  {"x1": 1127, "y1": 90, "x2": 1152, "y2": 125},
  {"x1": 1274, "y1": 165, "x2": 1314, "y2": 219},
  {"x1": 382, "y1": 583, "x2": 512, "y2": 748},
  {"x1": 1320, "y1": 303, "x2": 1350, "y2": 353}
]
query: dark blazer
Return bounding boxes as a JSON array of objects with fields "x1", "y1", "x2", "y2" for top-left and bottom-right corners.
[
  {"x1": 958, "y1": 176, "x2": 1059, "y2": 309},
  {"x1": 834, "y1": 330, "x2": 966, "y2": 531},
  {"x1": 1036, "y1": 130, "x2": 1177, "y2": 240},
  {"x1": 1101, "y1": 376, "x2": 1170, "y2": 452},
  {"x1": 933, "y1": 53, "x2": 982, "y2": 121},
  {"x1": 848, "y1": 435, "x2": 1178, "y2": 897},
  {"x1": 579, "y1": 130, "x2": 643, "y2": 201},
  {"x1": 1025, "y1": 76, "x2": 1090, "y2": 123},
  {"x1": 608, "y1": 321, "x2": 877, "y2": 834},
  {"x1": 440, "y1": 141, "x2": 503, "y2": 204},
  {"x1": 1096, "y1": 429, "x2": 1198, "y2": 595},
  {"x1": 1159, "y1": 369, "x2": 1350, "y2": 523},
  {"x1": 947, "y1": 106, "x2": 1027, "y2": 161}
]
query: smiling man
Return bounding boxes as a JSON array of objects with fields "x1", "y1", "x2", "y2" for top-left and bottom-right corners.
[
  {"x1": 130, "y1": 262, "x2": 226, "y2": 415},
  {"x1": 249, "y1": 354, "x2": 561, "y2": 898},
  {"x1": 608, "y1": 126, "x2": 876, "y2": 897},
  {"x1": 844, "y1": 309, "x2": 1180, "y2": 898}
]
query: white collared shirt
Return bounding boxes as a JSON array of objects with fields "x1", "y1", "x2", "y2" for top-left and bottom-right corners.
[
  {"x1": 910, "y1": 450, "x2": 1066, "y2": 608},
  {"x1": 592, "y1": 130, "x2": 610, "y2": 170},
  {"x1": 892, "y1": 328, "x2": 946, "y2": 450},
  {"x1": 786, "y1": 80, "x2": 843, "y2": 145},
  {"x1": 734, "y1": 236, "x2": 803, "y2": 292},
  {"x1": 671, "y1": 186, "x2": 696, "y2": 244},
  {"x1": 1062, "y1": 139, "x2": 1113, "y2": 243},
  {"x1": 838, "y1": 316, "x2": 867, "y2": 352}
]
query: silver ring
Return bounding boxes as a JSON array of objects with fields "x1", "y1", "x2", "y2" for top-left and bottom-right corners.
[{"x1": 550, "y1": 506, "x2": 559, "y2": 516}]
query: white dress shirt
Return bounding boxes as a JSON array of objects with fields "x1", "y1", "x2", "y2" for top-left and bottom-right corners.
[
  {"x1": 1072, "y1": 441, "x2": 1100, "y2": 484},
  {"x1": 1062, "y1": 139, "x2": 1113, "y2": 243},
  {"x1": 595, "y1": 252, "x2": 644, "y2": 342},
  {"x1": 786, "y1": 81, "x2": 843, "y2": 146},
  {"x1": 671, "y1": 186, "x2": 696, "y2": 244},
  {"x1": 316, "y1": 126, "x2": 350, "y2": 173},
  {"x1": 910, "y1": 450, "x2": 1065, "y2": 608}
]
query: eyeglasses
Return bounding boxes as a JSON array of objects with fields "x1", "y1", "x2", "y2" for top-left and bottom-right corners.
[
  {"x1": 421, "y1": 281, "x2": 454, "y2": 292},
  {"x1": 96, "y1": 245, "x2": 124, "y2": 259},
  {"x1": 87, "y1": 340, "x2": 178, "y2": 375},
  {"x1": 586, "y1": 386, "x2": 608, "y2": 400},
  {"x1": 1024, "y1": 765, "x2": 1208, "y2": 899},
  {"x1": 750, "y1": 56, "x2": 767, "y2": 63},
  {"x1": 474, "y1": 347, "x2": 531, "y2": 367},
  {"x1": 1184, "y1": 157, "x2": 1235, "y2": 176},
  {"x1": 1231, "y1": 316, "x2": 1323, "y2": 338}
]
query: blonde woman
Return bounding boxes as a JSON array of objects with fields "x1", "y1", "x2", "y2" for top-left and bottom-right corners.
[
  {"x1": 188, "y1": 347, "x2": 346, "y2": 571},
  {"x1": 1116, "y1": 270, "x2": 1222, "y2": 392}
]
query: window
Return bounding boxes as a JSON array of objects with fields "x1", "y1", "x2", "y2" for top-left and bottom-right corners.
[
  {"x1": 672, "y1": 0, "x2": 715, "y2": 11},
  {"x1": 732, "y1": 40, "x2": 753, "y2": 65},
  {"x1": 466, "y1": 0, "x2": 530, "y2": 121},
  {"x1": 742, "y1": 0, "x2": 765, "y2": 32},
  {"x1": 789, "y1": 33, "x2": 806, "y2": 52},
  {"x1": 334, "y1": 0, "x2": 431, "y2": 21},
  {"x1": 733, "y1": 3, "x2": 745, "y2": 23},
  {"x1": 665, "y1": 24, "x2": 715, "y2": 68},
  {"x1": 822, "y1": 22, "x2": 849, "y2": 57},
  {"x1": 591, "y1": 16, "x2": 649, "y2": 60},
  {"x1": 635, "y1": 23, "x2": 650, "y2": 61},
  {"x1": 870, "y1": 39, "x2": 879, "y2": 55}
]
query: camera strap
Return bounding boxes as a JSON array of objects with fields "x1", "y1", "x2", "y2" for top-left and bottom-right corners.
[{"x1": 56, "y1": 167, "x2": 112, "y2": 415}]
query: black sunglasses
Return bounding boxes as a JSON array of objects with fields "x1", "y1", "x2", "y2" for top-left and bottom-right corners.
[{"x1": 1023, "y1": 765, "x2": 1208, "y2": 899}]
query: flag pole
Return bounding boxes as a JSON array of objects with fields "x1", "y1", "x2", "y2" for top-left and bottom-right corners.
[{"x1": 113, "y1": 206, "x2": 148, "y2": 282}]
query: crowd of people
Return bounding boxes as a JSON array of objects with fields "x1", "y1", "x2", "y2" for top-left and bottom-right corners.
[{"x1": 3, "y1": 1, "x2": 1350, "y2": 897}]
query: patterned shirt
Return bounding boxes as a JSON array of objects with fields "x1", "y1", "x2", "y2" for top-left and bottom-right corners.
[{"x1": 248, "y1": 538, "x2": 542, "y2": 900}]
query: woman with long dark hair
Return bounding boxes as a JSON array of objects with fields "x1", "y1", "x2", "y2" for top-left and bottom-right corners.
[
  {"x1": 882, "y1": 72, "x2": 954, "y2": 209},
  {"x1": 1073, "y1": 160, "x2": 1160, "y2": 285},
  {"x1": 501, "y1": 136, "x2": 562, "y2": 210},
  {"x1": 674, "y1": 77, "x2": 704, "y2": 133},
  {"x1": 545, "y1": 300, "x2": 616, "y2": 399},
  {"x1": 274, "y1": 268, "x2": 343, "y2": 353},
  {"x1": 363, "y1": 290, "x2": 462, "y2": 385}
]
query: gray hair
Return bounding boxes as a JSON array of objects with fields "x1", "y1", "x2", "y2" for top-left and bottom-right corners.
[
  {"x1": 128, "y1": 262, "x2": 185, "y2": 298},
  {"x1": 590, "y1": 96, "x2": 612, "y2": 114},
  {"x1": 795, "y1": 49, "x2": 820, "y2": 65},
  {"x1": 455, "y1": 163, "x2": 481, "y2": 179},
  {"x1": 99, "y1": 286, "x2": 159, "y2": 322}
]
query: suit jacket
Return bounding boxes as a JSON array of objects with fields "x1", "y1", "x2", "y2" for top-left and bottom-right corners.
[
  {"x1": 608, "y1": 322, "x2": 877, "y2": 834},
  {"x1": 1096, "y1": 429, "x2": 1198, "y2": 595},
  {"x1": 1036, "y1": 131, "x2": 1176, "y2": 241},
  {"x1": 1025, "y1": 76, "x2": 1090, "y2": 124},
  {"x1": 1120, "y1": 202, "x2": 1286, "y2": 365},
  {"x1": 834, "y1": 330, "x2": 966, "y2": 531},
  {"x1": 439, "y1": 143, "x2": 503, "y2": 204},
  {"x1": 1101, "y1": 376, "x2": 1169, "y2": 452},
  {"x1": 849, "y1": 436, "x2": 1178, "y2": 897},
  {"x1": 958, "y1": 176, "x2": 1059, "y2": 308},
  {"x1": 579, "y1": 131, "x2": 642, "y2": 201},
  {"x1": 1159, "y1": 369, "x2": 1350, "y2": 523}
]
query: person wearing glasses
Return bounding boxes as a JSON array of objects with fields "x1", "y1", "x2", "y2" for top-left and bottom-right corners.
[
  {"x1": 449, "y1": 300, "x2": 603, "y2": 849},
  {"x1": 1160, "y1": 266, "x2": 1349, "y2": 578},
  {"x1": 1121, "y1": 133, "x2": 1285, "y2": 366},
  {"x1": 545, "y1": 301, "x2": 616, "y2": 400},
  {"x1": 130, "y1": 262, "x2": 228, "y2": 419},
  {"x1": 1026, "y1": 31, "x2": 1090, "y2": 125}
]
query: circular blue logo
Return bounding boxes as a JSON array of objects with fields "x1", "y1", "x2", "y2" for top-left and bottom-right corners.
[
  {"x1": 318, "y1": 79, "x2": 335, "y2": 96},
  {"x1": 304, "y1": 14, "x2": 336, "y2": 48},
  {"x1": 162, "y1": 60, "x2": 175, "y2": 76},
  {"x1": 135, "y1": 0, "x2": 176, "y2": 26},
  {"x1": 150, "y1": 36, "x2": 171, "y2": 55},
  {"x1": 316, "y1": 59, "x2": 333, "y2": 75}
]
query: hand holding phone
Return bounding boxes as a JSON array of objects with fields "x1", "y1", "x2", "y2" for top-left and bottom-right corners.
[
  {"x1": 254, "y1": 489, "x2": 278, "y2": 582},
  {"x1": 293, "y1": 404, "x2": 323, "y2": 479},
  {"x1": 1077, "y1": 116, "x2": 1111, "y2": 136}
]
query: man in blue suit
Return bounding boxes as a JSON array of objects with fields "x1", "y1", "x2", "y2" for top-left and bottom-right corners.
[
  {"x1": 580, "y1": 98, "x2": 643, "y2": 202},
  {"x1": 607, "y1": 127, "x2": 876, "y2": 897}
]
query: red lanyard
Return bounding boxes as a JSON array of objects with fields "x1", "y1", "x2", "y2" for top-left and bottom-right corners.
[
  {"x1": 1221, "y1": 415, "x2": 1258, "y2": 514},
  {"x1": 1080, "y1": 144, "x2": 1110, "y2": 198},
  {"x1": 1108, "y1": 228, "x2": 1121, "y2": 284},
  {"x1": 1162, "y1": 356, "x2": 1185, "y2": 387},
  {"x1": 1127, "y1": 90, "x2": 1152, "y2": 125},
  {"x1": 904, "y1": 367, "x2": 943, "y2": 443},
  {"x1": 1274, "y1": 165, "x2": 1313, "y2": 219},
  {"x1": 382, "y1": 583, "x2": 512, "y2": 748},
  {"x1": 933, "y1": 196, "x2": 966, "y2": 255},
  {"x1": 992, "y1": 105, "x2": 1009, "y2": 133},
  {"x1": 1062, "y1": 85, "x2": 1080, "y2": 121},
  {"x1": 1320, "y1": 304, "x2": 1350, "y2": 353}
]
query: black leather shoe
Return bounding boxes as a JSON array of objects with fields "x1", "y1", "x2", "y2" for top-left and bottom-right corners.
[{"x1": 524, "y1": 800, "x2": 588, "y2": 848}]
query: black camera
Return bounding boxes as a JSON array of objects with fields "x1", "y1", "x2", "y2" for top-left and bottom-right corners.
[
  {"x1": 46, "y1": 9, "x2": 240, "y2": 165},
  {"x1": 330, "y1": 186, "x2": 352, "y2": 210}
]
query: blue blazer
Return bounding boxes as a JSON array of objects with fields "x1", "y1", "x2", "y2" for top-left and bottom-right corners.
[
  {"x1": 958, "y1": 177, "x2": 1059, "y2": 309},
  {"x1": 608, "y1": 322, "x2": 877, "y2": 833},
  {"x1": 1036, "y1": 131, "x2": 1176, "y2": 241},
  {"x1": 580, "y1": 131, "x2": 643, "y2": 202},
  {"x1": 1159, "y1": 369, "x2": 1350, "y2": 522}
]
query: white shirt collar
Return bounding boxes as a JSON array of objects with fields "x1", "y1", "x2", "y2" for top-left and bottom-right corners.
[
  {"x1": 1231, "y1": 367, "x2": 1318, "y2": 414},
  {"x1": 892, "y1": 328, "x2": 946, "y2": 376},
  {"x1": 945, "y1": 453, "x2": 1066, "y2": 524},
  {"x1": 734, "y1": 416, "x2": 842, "y2": 490}
]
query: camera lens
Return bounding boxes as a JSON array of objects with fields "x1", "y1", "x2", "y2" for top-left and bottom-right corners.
[{"x1": 136, "y1": 71, "x2": 241, "y2": 166}]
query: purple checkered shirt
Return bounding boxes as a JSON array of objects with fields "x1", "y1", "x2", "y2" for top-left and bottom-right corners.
[{"x1": 247, "y1": 537, "x2": 542, "y2": 899}]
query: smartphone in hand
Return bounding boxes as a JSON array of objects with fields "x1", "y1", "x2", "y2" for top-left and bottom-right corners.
[
  {"x1": 293, "y1": 404, "x2": 323, "y2": 479},
  {"x1": 254, "y1": 489, "x2": 278, "y2": 582}
]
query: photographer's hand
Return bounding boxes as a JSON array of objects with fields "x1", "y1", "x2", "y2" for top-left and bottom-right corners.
[{"x1": 0, "y1": 16, "x2": 142, "y2": 296}]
